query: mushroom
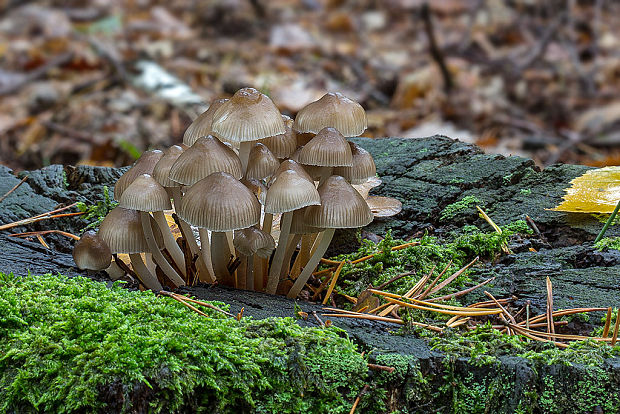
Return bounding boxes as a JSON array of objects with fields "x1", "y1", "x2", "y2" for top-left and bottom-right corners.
[
  {"x1": 119, "y1": 174, "x2": 186, "y2": 287},
  {"x1": 287, "y1": 175, "x2": 373, "y2": 299},
  {"x1": 183, "y1": 98, "x2": 229, "y2": 146},
  {"x1": 245, "y1": 143, "x2": 279, "y2": 181},
  {"x1": 258, "y1": 115, "x2": 297, "y2": 159},
  {"x1": 211, "y1": 87, "x2": 286, "y2": 172},
  {"x1": 98, "y1": 207, "x2": 164, "y2": 291},
  {"x1": 233, "y1": 226, "x2": 274, "y2": 290},
  {"x1": 264, "y1": 169, "x2": 320, "y2": 294},
  {"x1": 72, "y1": 230, "x2": 112, "y2": 271},
  {"x1": 333, "y1": 141, "x2": 376, "y2": 184},
  {"x1": 178, "y1": 172, "x2": 261, "y2": 287},
  {"x1": 296, "y1": 127, "x2": 353, "y2": 186},
  {"x1": 114, "y1": 149, "x2": 164, "y2": 201}
]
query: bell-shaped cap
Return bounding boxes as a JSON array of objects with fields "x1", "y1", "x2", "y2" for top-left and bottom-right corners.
[
  {"x1": 241, "y1": 177, "x2": 267, "y2": 204},
  {"x1": 114, "y1": 150, "x2": 164, "y2": 200},
  {"x1": 333, "y1": 141, "x2": 376, "y2": 184},
  {"x1": 246, "y1": 143, "x2": 279, "y2": 180},
  {"x1": 119, "y1": 174, "x2": 171, "y2": 212},
  {"x1": 98, "y1": 207, "x2": 163, "y2": 254},
  {"x1": 270, "y1": 159, "x2": 313, "y2": 185},
  {"x1": 178, "y1": 172, "x2": 261, "y2": 231},
  {"x1": 73, "y1": 230, "x2": 112, "y2": 271},
  {"x1": 296, "y1": 127, "x2": 353, "y2": 167},
  {"x1": 290, "y1": 207, "x2": 324, "y2": 235},
  {"x1": 169, "y1": 136, "x2": 242, "y2": 185},
  {"x1": 258, "y1": 115, "x2": 297, "y2": 158},
  {"x1": 289, "y1": 148, "x2": 323, "y2": 181},
  {"x1": 234, "y1": 226, "x2": 275, "y2": 257},
  {"x1": 265, "y1": 169, "x2": 321, "y2": 214},
  {"x1": 293, "y1": 92, "x2": 367, "y2": 137},
  {"x1": 183, "y1": 98, "x2": 228, "y2": 146},
  {"x1": 153, "y1": 145, "x2": 185, "y2": 188},
  {"x1": 305, "y1": 175, "x2": 373, "y2": 229},
  {"x1": 211, "y1": 87, "x2": 286, "y2": 143}
]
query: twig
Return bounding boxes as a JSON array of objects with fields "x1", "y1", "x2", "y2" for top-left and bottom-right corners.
[
  {"x1": 159, "y1": 291, "x2": 209, "y2": 317},
  {"x1": 0, "y1": 203, "x2": 82, "y2": 231},
  {"x1": 612, "y1": 309, "x2": 620, "y2": 347},
  {"x1": 374, "y1": 270, "x2": 415, "y2": 290},
  {"x1": 8, "y1": 229, "x2": 80, "y2": 240},
  {"x1": 322, "y1": 260, "x2": 346, "y2": 305},
  {"x1": 311, "y1": 311, "x2": 325, "y2": 327},
  {"x1": 546, "y1": 277, "x2": 555, "y2": 336},
  {"x1": 349, "y1": 384, "x2": 370, "y2": 414},
  {"x1": 427, "y1": 277, "x2": 495, "y2": 303},
  {"x1": 0, "y1": 175, "x2": 28, "y2": 204},
  {"x1": 602, "y1": 308, "x2": 612, "y2": 338},
  {"x1": 42, "y1": 121, "x2": 94, "y2": 143},
  {"x1": 167, "y1": 292, "x2": 235, "y2": 318},
  {"x1": 420, "y1": 3, "x2": 454, "y2": 93},
  {"x1": 367, "y1": 363, "x2": 395, "y2": 373},
  {"x1": 417, "y1": 261, "x2": 452, "y2": 300},
  {"x1": 112, "y1": 254, "x2": 137, "y2": 279},
  {"x1": 428, "y1": 256, "x2": 479, "y2": 295}
]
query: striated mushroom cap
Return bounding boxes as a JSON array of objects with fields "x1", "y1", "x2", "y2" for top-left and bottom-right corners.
[
  {"x1": 264, "y1": 169, "x2": 320, "y2": 214},
  {"x1": 183, "y1": 98, "x2": 228, "y2": 146},
  {"x1": 333, "y1": 141, "x2": 376, "y2": 184},
  {"x1": 119, "y1": 174, "x2": 171, "y2": 212},
  {"x1": 293, "y1": 92, "x2": 367, "y2": 137},
  {"x1": 114, "y1": 150, "x2": 164, "y2": 201},
  {"x1": 296, "y1": 127, "x2": 353, "y2": 167},
  {"x1": 245, "y1": 143, "x2": 279, "y2": 180},
  {"x1": 153, "y1": 145, "x2": 185, "y2": 188},
  {"x1": 98, "y1": 207, "x2": 163, "y2": 254},
  {"x1": 258, "y1": 115, "x2": 297, "y2": 158},
  {"x1": 234, "y1": 226, "x2": 275, "y2": 257},
  {"x1": 73, "y1": 230, "x2": 112, "y2": 271}
]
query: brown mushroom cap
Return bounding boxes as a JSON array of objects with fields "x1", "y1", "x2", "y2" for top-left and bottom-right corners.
[
  {"x1": 290, "y1": 207, "x2": 324, "y2": 234},
  {"x1": 293, "y1": 92, "x2": 367, "y2": 137},
  {"x1": 304, "y1": 175, "x2": 373, "y2": 228},
  {"x1": 264, "y1": 169, "x2": 321, "y2": 214},
  {"x1": 211, "y1": 87, "x2": 286, "y2": 143},
  {"x1": 245, "y1": 143, "x2": 279, "y2": 180},
  {"x1": 178, "y1": 172, "x2": 261, "y2": 231},
  {"x1": 234, "y1": 226, "x2": 275, "y2": 257},
  {"x1": 169, "y1": 136, "x2": 242, "y2": 185},
  {"x1": 119, "y1": 174, "x2": 172, "y2": 212},
  {"x1": 258, "y1": 115, "x2": 297, "y2": 158},
  {"x1": 73, "y1": 230, "x2": 112, "y2": 271},
  {"x1": 183, "y1": 98, "x2": 228, "y2": 146},
  {"x1": 241, "y1": 177, "x2": 267, "y2": 204},
  {"x1": 153, "y1": 145, "x2": 185, "y2": 188},
  {"x1": 270, "y1": 159, "x2": 314, "y2": 184},
  {"x1": 296, "y1": 127, "x2": 353, "y2": 167},
  {"x1": 98, "y1": 207, "x2": 163, "y2": 254},
  {"x1": 114, "y1": 150, "x2": 164, "y2": 200},
  {"x1": 333, "y1": 141, "x2": 376, "y2": 184}
]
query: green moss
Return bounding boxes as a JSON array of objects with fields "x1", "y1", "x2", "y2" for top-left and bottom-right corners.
[
  {"x1": 520, "y1": 188, "x2": 532, "y2": 195},
  {"x1": 0, "y1": 273, "x2": 371, "y2": 413},
  {"x1": 594, "y1": 237, "x2": 620, "y2": 251},
  {"x1": 440, "y1": 196, "x2": 481, "y2": 221},
  {"x1": 76, "y1": 185, "x2": 118, "y2": 231}
]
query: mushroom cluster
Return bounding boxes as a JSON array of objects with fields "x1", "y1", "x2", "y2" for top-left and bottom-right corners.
[{"x1": 72, "y1": 88, "x2": 400, "y2": 299}]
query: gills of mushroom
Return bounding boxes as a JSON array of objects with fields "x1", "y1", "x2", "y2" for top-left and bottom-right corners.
[
  {"x1": 177, "y1": 172, "x2": 260, "y2": 287},
  {"x1": 287, "y1": 176, "x2": 373, "y2": 299},
  {"x1": 98, "y1": 207, "x2": 163, "y2": 291},
  {"x1": 264, "y1": 169, "x2": 320, "y2": 294},
  {"x1": 119, "y1": 174, "x2": 185, "y2": 287},
  {"x1": 234, "y1": 226, "x2": 274, "y2": 291}
]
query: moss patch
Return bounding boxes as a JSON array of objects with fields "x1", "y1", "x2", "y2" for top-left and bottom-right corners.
[{"x1": 0, "y1": 273, "x2": 370, "y2": 413}]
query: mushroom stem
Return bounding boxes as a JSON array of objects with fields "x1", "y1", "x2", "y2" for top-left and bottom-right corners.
[
  {"x1": 212, "y1": 231, "x2": 235, "y2": 286},
  {"x1": 152, "y1": 211, "x2": 186, "y2": 276},
  {"x1": 239, "y1": 141, "x2": 253, "y2": 174},
  {"x1": 129, "y1": 253, "x2": 163, "y2": 291},
  {"x1": 246, "y1": 255, "x2": 254, "y2": 291},
  {"x1": 172, "y1": 188, "x2": 213, "y2": 282},
  {"x1": 254, "y1": 257, "x2": 264, "y2": 291},
  {"x1": 292, "y1": 233, "x2": 317, "y2": 278},
  {"x1": 139, "y1": 211, "x2": 185, "y2": 287},
  {"x1": 262, "y1": 212, "x2": 273, "y2": 234},
  {"x1": 280, "y1": 233, "x2": 302, "y2": 280},
  {"x1": 318, "y1": 167, "x2": 332, "y2": 187},
  {"x1": 266, "y1": 211, "x2": 293, "y2": 294},
  {"x1": 198, "y1": 228, "x2": 216, "y2": 283},
  {"x1": 287, "y1": 228, "x2": 335, "y2": 299},
  {"x1": 236, "y1": 253, "x2": 247, "y2": 289}
]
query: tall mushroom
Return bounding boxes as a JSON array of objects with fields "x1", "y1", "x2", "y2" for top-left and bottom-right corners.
[
  {"x1": 211, "y1": 87, "x2": 286, "y2": 173},
  {"x1": 287, "y1": 175, "x2": 373, "y2": 299}
]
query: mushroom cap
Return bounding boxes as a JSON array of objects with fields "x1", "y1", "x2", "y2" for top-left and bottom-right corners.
[
  {"x1": 289, "y1": 147, "x2": 323, "y2": 181},
  {"x1": 234, "y1": 226, "x2": 275, "y2": 257},
  {"x1": 211, "y1": 87, "x2": 286, "y2": 143},
  {"x1": 264, "y1": 169, "x2": 321, "y2": 214},
  {"x1": 245, "y1": 143, "x2": 279, "y2": 180},
  {"x1": 241, "y1": 177, "x2": 267, "y2": 204},
  {"x1": 114, "y1": 150, "x2": 164, "y2": 201},
  {"x1": 98, "y1": 207, "x2": 163, "y2": 254},
  {"x1": 290, "y1": 207, "x2": 324, "y2": 234},
  {"x1": 296, "y1": 127, "x2": 353, "y2": 167},
  {"x1": 270, "y1": 159, "x2": 314, "y2": 185},
  {"x1": 293, "y1": 92, "x2": 367, "y2": 137},
  {"x1": 119, "y1": 174, "x2": 172, "y2": 212},
  {"x1": 258, "y1": 115, "x2": 297, "y2": 158},
  {"x1": 305, "y1": 175, "x2": 373, "y2": 229},
  {"x1": 183, "y1": 98, "x2": 228, "y2": 146},
  {"x1": 333, "y1": 141, "x2": 376, "y2": 184},
  {"x1": 178, "y1": 172, "x2": 261, "y2": 231},
  {"x1": 153, "y1": 145, "x2": 185, "y2": 188},
  {"x1": 73, "y1": 230, "x2": 112, "y2": 271},
  {"x1": 169, "y1": 136, "x2": 242, "y2": 185}
]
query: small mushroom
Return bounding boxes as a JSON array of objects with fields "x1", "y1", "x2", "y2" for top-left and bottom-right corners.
[
  {"x1": 296, "y1": 127, "x2": 353, "y2": 186},
  {"x1": 234, "y1": 226, "x2": 275, "y2": 291},
  {"x1": 183, "y1": 98, "x2": 229, "y2": 146},
  {"x1": 72, "y1": 230, "x2": 112, "y2": 271},
  {"x1": 293, "y1": 92, "x2": 367, "y2": 139},
  {"x1": 114, "y1": 149, "x2": 164, "y2": 201}
]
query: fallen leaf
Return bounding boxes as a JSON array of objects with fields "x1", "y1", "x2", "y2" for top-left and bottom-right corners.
[{"x1": 550, "y1": 167, "x2": 620, "y2": 213}]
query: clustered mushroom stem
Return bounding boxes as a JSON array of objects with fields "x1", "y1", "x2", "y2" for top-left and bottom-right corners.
[
  {"x1": 212, "y1": 231, "x2": 235, "y2": 286},
  {"x1": 246, "y1": 255, "x2": 254, "y2": 291},
  {"x1": 280, "y1": 233, "x2": 302, "y2": 280},
  {"x1": 266, "y1": 211, "x2": 293, "y2": 294},
  {"x1": 152, "y1": 210, "x2": 186, "y2": 276},
  {"x1": 128, "y1": 253, "x2": 163, "y2": 291},
  {"x1": 139, "y1": 211, "x2": 185, "y2": 287},
  {"x1": 239, "y1": 141, "x2": 253, "y2": 173},
  {"x1": 172, "y1": 187, "x2": 214, "y2": 282},
  {"x1": 287, "y1": 228, "x2": 335, "y2": 299},
  {"x1": 198, "y1": 228, "x2": 216, "y2": 282},
  {"x1": 295, "y1": 233, "x2": 317, "y2": 277},
  {"x1": 236, "y1": 253, "x2": 247, "y2": 289},
  {"x1": 262, "y1": 212, "x2": 273, "y2": 234},
  {"x1": 253, "y1": 257, "x2": 265, "y2": 291}
]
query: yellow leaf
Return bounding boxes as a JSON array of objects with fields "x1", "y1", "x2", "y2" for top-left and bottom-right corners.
[{"x1": 551, "y1": 167, "x2": 620, "y2": 213}]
